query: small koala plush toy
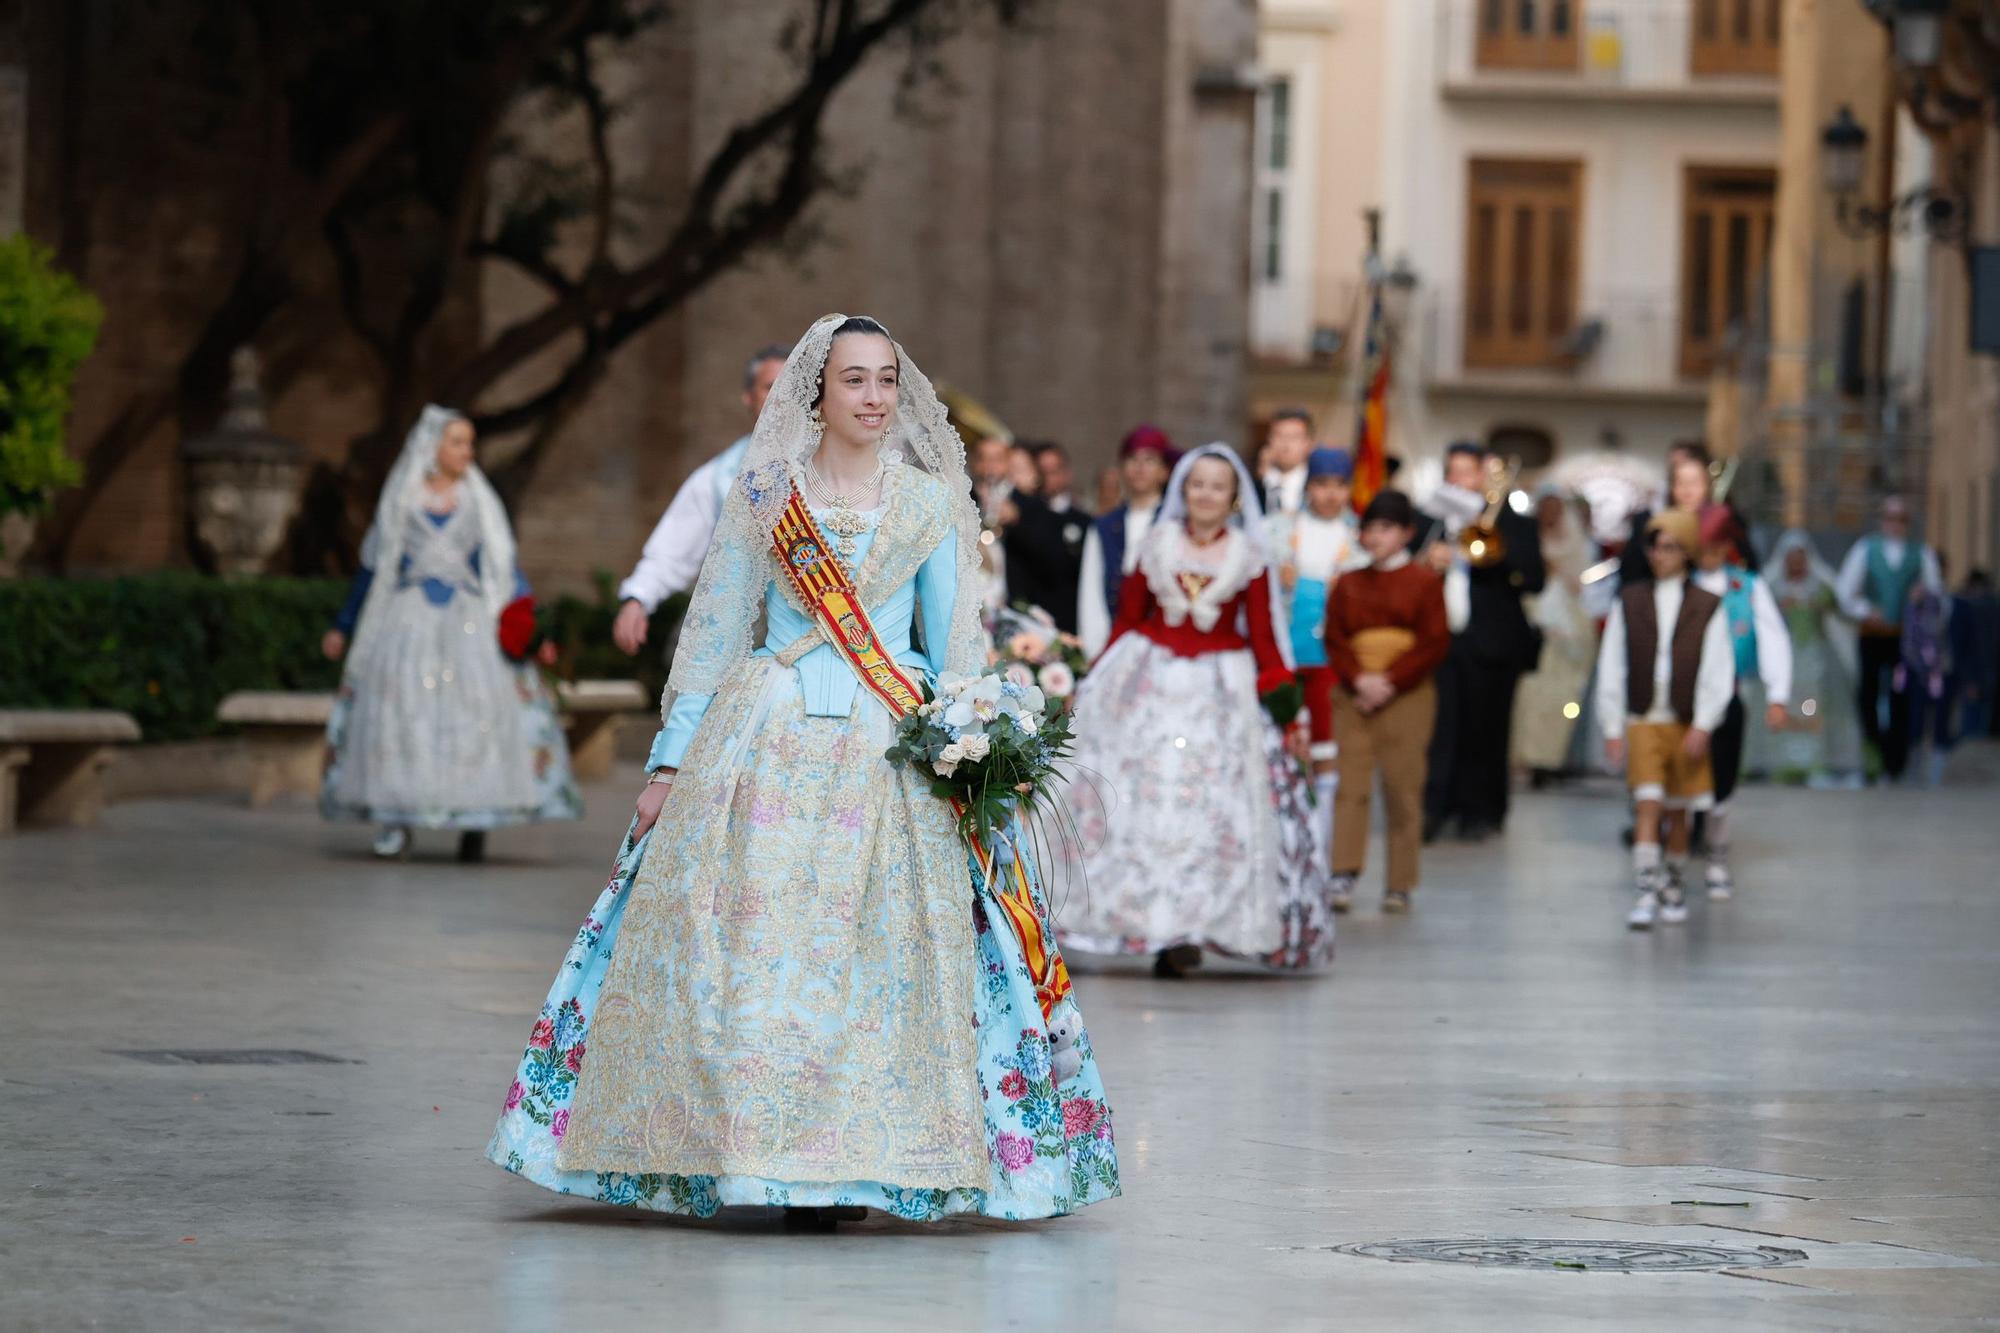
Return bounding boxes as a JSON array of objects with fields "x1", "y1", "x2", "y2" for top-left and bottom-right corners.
[{"x1": 1046, "y1": 999, "x2": 1085, "y2": 1085}]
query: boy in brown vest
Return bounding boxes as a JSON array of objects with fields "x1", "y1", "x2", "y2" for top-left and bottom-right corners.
[{"x1": 1593, "y1": 509, "x2": 1735, "y2": 929}]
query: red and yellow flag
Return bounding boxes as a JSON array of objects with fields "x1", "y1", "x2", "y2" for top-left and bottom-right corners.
[{"x1": 1351, "y1": 288, "x2": 1391, "y2": 512}]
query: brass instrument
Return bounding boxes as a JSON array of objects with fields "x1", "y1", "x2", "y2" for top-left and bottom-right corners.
[{"x1": 1458, "y1": 455, "x2": 1521, "y2": 568}]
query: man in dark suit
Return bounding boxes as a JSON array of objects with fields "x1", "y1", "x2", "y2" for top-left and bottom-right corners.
[
  {"x1": 1416, "y1": 441, "x2": 1546, "y2": 842},
  {"x1": 970, "y1": 435, "x2": 1083, "y2": 631}
]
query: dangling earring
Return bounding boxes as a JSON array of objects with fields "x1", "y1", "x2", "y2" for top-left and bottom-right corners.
[{"x1": 809, "y1": 404, "x2": 825, "y2": 443}]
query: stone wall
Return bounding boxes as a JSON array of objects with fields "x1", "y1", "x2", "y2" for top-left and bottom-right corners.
[{"x1": 12, "y1": 0, "x2": 1254, "y2": 593}]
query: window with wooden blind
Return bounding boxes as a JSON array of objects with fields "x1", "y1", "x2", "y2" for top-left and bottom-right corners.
[
  {"x1": 1680, "y1": 165, "x2": 1775, "y2": 378},
  {"x1": 1464, "y1": 158, "x2": 1583, "y2": 371},
  {"x1": 1476, "y1": 0, "x2": 1583, "y2": 72},
  {"x1": 1691, "y1": 0, "x2": 1781, "y2": 77}
]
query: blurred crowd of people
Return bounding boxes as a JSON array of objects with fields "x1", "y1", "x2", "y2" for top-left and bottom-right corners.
[{"x1": 316, "y1": 337, "x2": 2000, "y2": 936}]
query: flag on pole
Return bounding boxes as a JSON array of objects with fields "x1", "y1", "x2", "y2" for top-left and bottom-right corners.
[{"x1": 1350, "y1": 286, "x2": 1391, "y2": 512}]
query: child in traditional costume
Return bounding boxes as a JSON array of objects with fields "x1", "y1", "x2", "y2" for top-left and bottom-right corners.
[
  {"x1": 320, "y1": 406, "x2": 579, "y2": 861},
  {"x1": 1594, "y1": 509, "x2": 1735, "y2": 929},
  {"x1": 1324, "y1": 491, "x2": 1450, "y2": 914},
  {"x1": 1276, "y1": 446, "x2": 1365, "y2": 870},
  {"x1": 1057, "y1": 443, "x2": 1335, "y2": 976},
  {"x1": 1693, "y1": 504, "x2": 1791, "y2": 899}
]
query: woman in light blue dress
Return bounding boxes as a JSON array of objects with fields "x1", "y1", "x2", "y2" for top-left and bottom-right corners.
[
  {"x1": 486, "y1": 315, "x2": 1118, "y2": 1224},
  {"x1": 321, "y1": 407, "x2": 579, "y2": 861}
]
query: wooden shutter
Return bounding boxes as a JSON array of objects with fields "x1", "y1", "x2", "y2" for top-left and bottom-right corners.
[
  {"x1": 1680, "y1": 165, "x2": 1776, "y2": 378},
  {"x1": 1465, "y1": 158, "x2": 1583, "y2": 370},
  {"x1": 1691, "y1": 0, "x2": 1781, "y2": 77},
  {"x1": 1476, "y1": 0, "x2": 1583, "y2": 72}
]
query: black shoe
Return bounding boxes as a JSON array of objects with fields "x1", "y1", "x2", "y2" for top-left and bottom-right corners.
[
  {"x1": 458, "y1": 831, "x2": 486, "y2": 864},
  {"x1": 1152, "y1": 944, "x2": 1203, "y2": 978},
  {"x1": 1455, "y1": 820, "x2": 1497, "y2": 844},
  {"x1": 783, "y1": 1205, "x2": 864, "y2": 1231},
  {"x1": 1422, "y1": 814, "x2": 1448, "y2": 845}
]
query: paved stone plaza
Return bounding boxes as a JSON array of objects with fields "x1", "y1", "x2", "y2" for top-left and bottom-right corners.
[{"x1": 3, "y1": 767, "x2": 1996, "y2": 1330}]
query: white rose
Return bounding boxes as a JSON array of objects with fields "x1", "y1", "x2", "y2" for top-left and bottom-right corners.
[
  {"x1": 933, "y1": 741, "x2": 963, "y2": 777},
  {"x1": 1016, "y1": 712, "x2": 1039, "y2": 737},
  {"x1": 1038, "y1": 661, "x2": 1076, "y2": 699},
  {"x1": 960, "y1": 733, "x2": 992, "y2": 761}
]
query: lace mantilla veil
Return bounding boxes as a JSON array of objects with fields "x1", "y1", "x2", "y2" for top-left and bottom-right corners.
[
  {"x1": 1148, "y1": 441, "x2": 1296, "y2": 670},
  {"x1": 663, "y1": 313, "x2": 984, "y2": 723},
  {"x1": 346, "y1": 405, "x2": 517, "y2": 680}
]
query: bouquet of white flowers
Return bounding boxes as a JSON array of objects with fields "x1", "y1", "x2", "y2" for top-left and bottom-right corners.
[{"x1": 884, "y1": 667, "x2": 1076, "y2": 847}]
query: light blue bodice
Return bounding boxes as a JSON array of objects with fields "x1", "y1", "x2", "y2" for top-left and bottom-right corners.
[{"x1": 647, "y1": 513, "x2": 959, "y2": 771}]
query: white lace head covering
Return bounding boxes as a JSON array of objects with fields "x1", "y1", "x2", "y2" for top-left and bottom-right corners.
[
  {"x1": 346, "y1": 405, "x2": 516, "y2": 677},
  {"x1": 1767, "y1": 529, "x2": 1837, "y2": 602},
  {"x1": 1145, "y1": 441, "x2": 1294, "y2": 667},
  {"x1": 667, "y1": 314, "x2": 981, "y2": 700}
]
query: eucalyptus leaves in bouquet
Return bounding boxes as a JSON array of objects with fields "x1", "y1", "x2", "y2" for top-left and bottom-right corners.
[{"x1": 884, "y1": 668, "x2": 1076, "y2": 847}]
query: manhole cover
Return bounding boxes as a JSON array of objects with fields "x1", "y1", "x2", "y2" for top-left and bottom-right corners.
[
  {"x1": 109, "y1": 1049, "x2": 359, "y2": 1066},
  {"x1": 1328, "y1": 1238, "x2": 1807, "y2": 1272}
]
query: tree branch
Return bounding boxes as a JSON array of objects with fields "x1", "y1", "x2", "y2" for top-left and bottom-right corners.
[{"x1": 448, "y1": 0, "x2": 938, "y2": 409}]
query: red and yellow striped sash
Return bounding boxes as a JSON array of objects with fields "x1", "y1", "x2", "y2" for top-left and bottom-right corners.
[{"x1": 769, "y1": 486, "x2": 1072, "y2": 1020}]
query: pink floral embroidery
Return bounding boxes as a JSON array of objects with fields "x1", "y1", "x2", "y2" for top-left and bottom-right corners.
[
  {"x1": 551, "y1": 1109, "x2": 569, "y2": 1139},
  {"x1": 528, "y1": 1018, "x2": 554, "y2": 1050},
  {"x1": 565, "y1": 1044, "x2": 586, "y2": 1073},
  {"x1": 998, "y1": 1070, "x2": 1030, "y2": 1101},
  {"x1": 504, "y1": 1080, "x2": 524, "y2": 1112},
  {"x1": 1062, "y1": 1097, "x2": 1101, "y2": 1137},
  {"x1": 995, "y1": 1132, "x2": 1034, "y2": 1173}
]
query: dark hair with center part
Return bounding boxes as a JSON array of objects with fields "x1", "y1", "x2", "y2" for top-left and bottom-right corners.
[
  {"x1": 1360, "y1": 489, "x2": 1417, "y2": 530},
  {"x1": 1271, "y1": 406, "x2": 1313, "y2": 431},
  {"x1": 814, "y1": 316, "x2": 894, "y2": 408}
]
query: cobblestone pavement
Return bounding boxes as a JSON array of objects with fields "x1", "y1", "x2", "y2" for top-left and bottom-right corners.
[{"x1": 3, "y1": 760, "x2": 1996, "y2": 1330}]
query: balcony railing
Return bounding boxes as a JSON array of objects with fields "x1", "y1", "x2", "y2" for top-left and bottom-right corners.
[
  {"x1": 1416, "y1": 291, "x2": 1703, "y2": 397},
  {"x1": 1436, "y1": 0, "x2": 1781, "y2": 101}
]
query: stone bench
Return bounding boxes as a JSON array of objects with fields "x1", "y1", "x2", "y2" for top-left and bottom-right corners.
[
  {"x1": 0, "y1": 709, "x2": 142, "y2": 832},
  {"x1": 555, "y1": 679, "x2": 653, "y2": 782},
  {"x1": 216, "y1": 691, "x2": 335, "y2": 807}
]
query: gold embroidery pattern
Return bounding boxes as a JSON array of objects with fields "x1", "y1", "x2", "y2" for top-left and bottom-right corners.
[{"x1": 558, "y1": 480, "x2": 988, "y2": 1188}]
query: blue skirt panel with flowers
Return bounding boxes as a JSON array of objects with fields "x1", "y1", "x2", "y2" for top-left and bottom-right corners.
[{"x1": 485, "y1": 821, "x2": 1119, "y2": 1221}]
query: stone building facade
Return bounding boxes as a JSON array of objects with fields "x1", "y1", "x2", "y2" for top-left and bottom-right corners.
[{"x1": 6, "y1": 0, "x2": 1255, "y2": 592}]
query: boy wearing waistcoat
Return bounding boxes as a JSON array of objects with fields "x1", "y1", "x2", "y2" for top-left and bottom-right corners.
[
  {"x1": 1594, "y1": 509, "x2": 1735, "y2": 929},
  {"x1": 1279, "y1": 446, "x2": 1366, "y2": 864},
  {"x1": 1693, "y1": 504, "x2": 1791, "y2": 900}
]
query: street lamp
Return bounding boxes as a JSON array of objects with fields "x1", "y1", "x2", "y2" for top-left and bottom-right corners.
[
  {"x1": 1820, "y1": 104, "x2": 1868, "y2": 199},
  {"x1": 1819, "y1": 103, "x2": 1964, "y2": 242},
  {"x1": 1887, "y1": 0, "x2": 1949, "y2": 69}
]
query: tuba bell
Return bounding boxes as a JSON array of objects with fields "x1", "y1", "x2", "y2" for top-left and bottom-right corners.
[{"x1": 1458, "y1": 454, "x2": 1521, "y2": 569}]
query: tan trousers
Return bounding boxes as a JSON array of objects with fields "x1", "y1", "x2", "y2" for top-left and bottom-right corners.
[{"x1": 1331, "y1": 682, "x2": 1437, "y2": 894}]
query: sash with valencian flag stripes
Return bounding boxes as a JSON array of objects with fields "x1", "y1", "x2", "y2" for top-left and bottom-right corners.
[{"x1": 769, "y1": 486, "x2": 1073, "y2": 1022}]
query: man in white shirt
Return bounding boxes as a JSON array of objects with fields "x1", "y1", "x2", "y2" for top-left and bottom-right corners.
[
  {"x1": 1833, "y1": 495, "x2": 1944, "y2": 781},
  {"x1": 1595, "y1": 508, "x2": 1735, "y2": 929},
  {"x1": 1076, "y1": 426, "x2": 1178, "y2": 657},
  {"x1": 612, "y1": 344, "x2": 789, "y2": 655},
  {"x1": 1259, "y1": 407, "x2": 1314, "y2": 519}
]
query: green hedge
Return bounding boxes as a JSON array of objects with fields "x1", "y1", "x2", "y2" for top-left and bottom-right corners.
[
  {"x1": 0, "y1": 571, "x2": 685, "y2": 741},
  {"x1": 0, "y1": 572, "x2": 347, "y2": 739}
]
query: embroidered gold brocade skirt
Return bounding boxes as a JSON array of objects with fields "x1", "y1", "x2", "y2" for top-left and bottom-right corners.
[{"x1": 555, "y1": 659, "x2": 990, "y2": 1189}]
